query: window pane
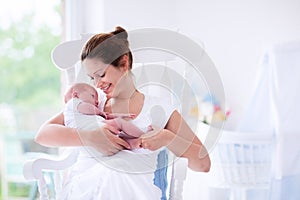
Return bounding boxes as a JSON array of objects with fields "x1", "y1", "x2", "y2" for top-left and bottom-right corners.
[{"x1": 0, "y1": 0, "x2": 62, "y2": 198}]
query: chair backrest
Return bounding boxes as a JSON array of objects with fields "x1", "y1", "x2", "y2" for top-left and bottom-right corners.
[{"x1": 23, "y1": 34, "x2": 190, "y2": 200}]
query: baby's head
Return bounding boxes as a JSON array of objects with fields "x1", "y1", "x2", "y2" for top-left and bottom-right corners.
[{"x1": 64, "y1": 83, "x2": 99, "y2": 106}]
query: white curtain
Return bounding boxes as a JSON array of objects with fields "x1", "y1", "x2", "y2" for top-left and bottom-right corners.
[{"x1": 238, "y1": 40, "x2": 300, "y2": 200}]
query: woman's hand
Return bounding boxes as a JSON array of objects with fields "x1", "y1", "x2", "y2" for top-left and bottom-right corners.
[
  {"x1": 35, "y1": 112, "x2": 130, "y2": 156},
  {"x1": 78, "y1": 126, "x2": 131, "y2": 156},
  {"x1": 140, "y1": 126, "x2": 174, "y2": 151}
]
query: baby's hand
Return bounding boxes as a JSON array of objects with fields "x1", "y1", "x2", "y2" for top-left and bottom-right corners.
[
  {"x1": 126, "y1": 138, "x2": 142, "y2": 149},
  {"x1": 98, "y1": 111, "x2": 107, "y2": 118}
]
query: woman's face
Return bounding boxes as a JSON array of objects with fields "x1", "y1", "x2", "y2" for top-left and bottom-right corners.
[{"x1": 84, "y1": 58, "x2": 126, "y2": 99}]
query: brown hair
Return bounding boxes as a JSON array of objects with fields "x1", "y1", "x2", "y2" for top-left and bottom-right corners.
[{"x1": 81, "y1": 26, "x2": 133, "y2": 69}]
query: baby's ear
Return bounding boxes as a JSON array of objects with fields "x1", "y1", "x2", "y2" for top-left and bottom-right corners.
[{"x1": 72, "y1": 91, "x2": 78, "y2": 98}]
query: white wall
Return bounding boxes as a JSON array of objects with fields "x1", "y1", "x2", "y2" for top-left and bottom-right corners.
[
  {"x1": 66, "y1": 0, "x2": 300, "y2": 129},
  {"x1": 176, "y1": 0, "x2": 300, "y2": 128}
]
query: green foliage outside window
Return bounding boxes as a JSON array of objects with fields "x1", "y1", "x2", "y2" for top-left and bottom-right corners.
[
  {"x1": 0, "y1": 14, "x2": 61, "y2": 109},
  {"x1": 0, "y1": 4, "x2": 62, "y2": 198},
  {"x1": 0, "y1": 11, "x2": 62, "y2": 132}
]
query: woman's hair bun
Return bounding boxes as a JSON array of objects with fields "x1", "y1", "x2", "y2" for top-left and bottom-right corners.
[{"x1": 112, "y1": 26, "x2": 128, "y2": 40}]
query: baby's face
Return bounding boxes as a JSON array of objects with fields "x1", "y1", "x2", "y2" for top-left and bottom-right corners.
[{"x1": 78, "y1": 86, "x2": 99, "y2": 106}]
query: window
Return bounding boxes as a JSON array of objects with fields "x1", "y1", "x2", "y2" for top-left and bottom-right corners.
[{"x1": 0, "y1": 0, "x2": 62, "y2": 198}]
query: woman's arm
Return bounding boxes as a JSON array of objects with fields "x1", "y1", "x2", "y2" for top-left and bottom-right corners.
[
  {"x1": 35, "y1": 112, "x2": 131, "y2": 155},
  {"x1": 141, "y1": 110, "x2": 211, "y2": 172},
  {"x1": 35, "y1": 112, "x2": 82, "y2": 146}
]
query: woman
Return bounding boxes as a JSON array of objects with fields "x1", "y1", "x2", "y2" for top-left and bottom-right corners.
[{"x1": 35, "y1": 26, "x2": 210, "y2": 199}]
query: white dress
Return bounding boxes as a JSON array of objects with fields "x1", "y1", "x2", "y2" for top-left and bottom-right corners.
[{"x1": 57, "y1": 95, "x2": 176, "y2": 200}]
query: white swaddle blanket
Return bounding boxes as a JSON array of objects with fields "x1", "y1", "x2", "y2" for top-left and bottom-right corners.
[{"x1": 58, "y1": 95, "x2": 175, "y2": 199}]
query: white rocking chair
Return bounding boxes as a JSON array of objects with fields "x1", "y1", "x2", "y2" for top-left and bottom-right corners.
[{"x1": 23, "y1": 34, "x2": 189, "y2": 200}]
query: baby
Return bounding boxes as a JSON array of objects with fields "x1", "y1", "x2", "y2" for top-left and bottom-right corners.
[{"x1": 63, "y1": 82, "x2": 143, "y2": 149}]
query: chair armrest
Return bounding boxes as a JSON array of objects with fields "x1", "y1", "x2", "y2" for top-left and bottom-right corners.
[
  {"x1": 23, "y1": 149, "x2": 79, "y2": 181},
  {"x1": 169, "y1": 157, "x2": 188, "y2": 200},
  {"x1": 172, "y1": 157, "x2": 188, "y2": 181},
  {"x1": 23, "y1": 150, "x2": 79, "y2": 200}
]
